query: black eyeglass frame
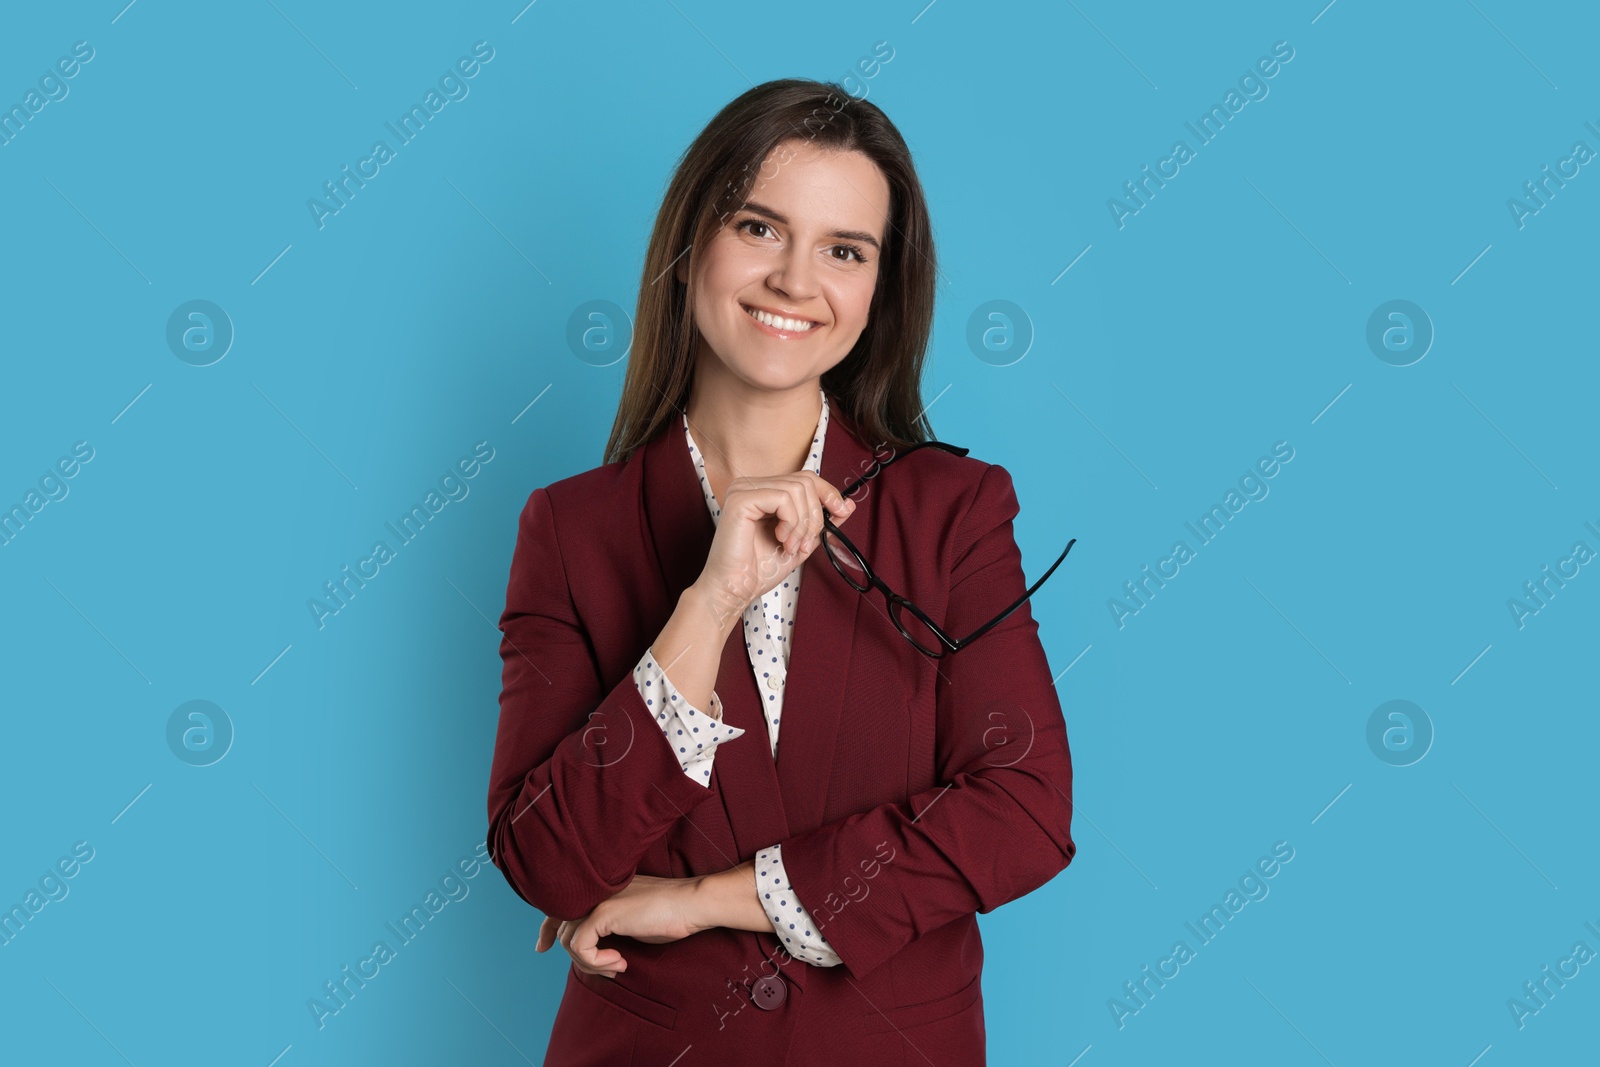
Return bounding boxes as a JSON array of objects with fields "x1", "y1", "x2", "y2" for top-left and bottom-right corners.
[{"x1": 821, "y1": 440, "x2": 1077, "y2": 658}]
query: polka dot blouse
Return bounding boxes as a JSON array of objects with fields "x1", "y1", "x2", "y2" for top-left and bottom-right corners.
[{"x1": 629, "y1": 382, "x2": 842, "y2": 967}]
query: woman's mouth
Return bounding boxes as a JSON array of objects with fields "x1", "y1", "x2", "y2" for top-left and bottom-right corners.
[{"x1": 741, "y1": 303, "x2": 821, "y2": 337}]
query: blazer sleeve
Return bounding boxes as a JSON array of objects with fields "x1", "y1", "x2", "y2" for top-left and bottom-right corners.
[
  {"x1": 773, "y1": 463, "x2": 1077, "y2": 980},
  {"x1": 485, "y1": 485, "x2": 727, "y2": 920}
]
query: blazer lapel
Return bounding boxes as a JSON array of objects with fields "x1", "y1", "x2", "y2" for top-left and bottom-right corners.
[
  {"x1": 637, "y1": 393, "x2": 872, "y2": 856},
  {"x1": 775, "y1": 397, "x2": 869, "y2": 837},
  {"x1": 637, "y1": 408, "x2": 785, "y2": 869}
]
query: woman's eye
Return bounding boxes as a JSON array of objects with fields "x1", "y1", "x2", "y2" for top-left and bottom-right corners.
[{"x1": 737, "y1": 219, "x2": 867, "y2": 264}]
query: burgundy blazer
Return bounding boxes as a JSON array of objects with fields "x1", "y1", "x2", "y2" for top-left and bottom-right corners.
[{"x1": 485, "y1": 391, "x2": 1076, "y2": 1066}]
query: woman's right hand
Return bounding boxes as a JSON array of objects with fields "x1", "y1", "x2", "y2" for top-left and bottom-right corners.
[
  {"x1": 694, "y1": 471, "x2": 856, "y2": 628},
  {"x1": 536, "y1": 914, "x2": 625, "y2": 978}
]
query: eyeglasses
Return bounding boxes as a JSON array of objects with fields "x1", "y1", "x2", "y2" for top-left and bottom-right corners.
[{"x1": 820, "y1": 440, "x2": 1076, "y2": 658}]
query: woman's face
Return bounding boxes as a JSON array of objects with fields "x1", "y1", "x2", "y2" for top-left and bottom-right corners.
[{"x1": 681, "y1": 140, "x2": 891, "y2": 394}]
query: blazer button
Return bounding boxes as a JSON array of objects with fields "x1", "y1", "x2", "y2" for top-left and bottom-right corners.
[
  {"x1": 752, "y1": 974, "x2": 787, "y2": 1010},
  {"x1": 765, "y1": 673, "x2": 783, "y2": 691}
]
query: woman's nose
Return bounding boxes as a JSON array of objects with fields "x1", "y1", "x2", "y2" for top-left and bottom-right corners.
[{"x1": 768, "y1": 247, "x2": 820, "y2": 300}]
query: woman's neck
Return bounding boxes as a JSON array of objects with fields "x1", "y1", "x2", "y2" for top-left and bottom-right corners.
[{"x1": 684, "y1": 371, "x2": 824, "y2": 501}]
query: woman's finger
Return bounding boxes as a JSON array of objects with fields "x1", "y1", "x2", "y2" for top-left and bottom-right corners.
[
  {"x1": 568, "y1": 914, "x2": 627, "y2": 974},
  {"x1": 799, "y1": 474, "x2": 839, "y2": 551},
  {"x1": 729, "y1": 480, "x2": 802, "y2": 551},
  {"x1": 804, "y1": 479, "x2": 828, "y2": 546},
  {"x1": 553, "y1": 917, "x2": 623, "y2": 977},
  {"x1": 817, "y1": 474, "x2": 854, "y2": 521},
  {"x1": 536, "y1": 915, "x2": 559, "y2": 953},
  {"x1": 792, "y1": 472, "x2": 851, "y2": 537},
  {"x1": 785, "y1": 477, "x2": 826, "y2": 553},
  {"x1": 780, "y1": 479, "x2": 816, "y2": 553},
  {"x1": 813, "y1": 475, "x2": 844, "y2": 516},
  {"x1": 776, "y1": 488, "x2": 806, "y2": 553}
]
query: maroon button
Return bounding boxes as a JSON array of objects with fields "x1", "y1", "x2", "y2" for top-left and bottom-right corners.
[{"x1": 752, "y1": 974, "x2": 787, "y2": 1010}]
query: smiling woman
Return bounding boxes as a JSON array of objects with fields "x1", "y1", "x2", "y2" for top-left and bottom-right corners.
[
  {"x1": 673, "y1": 143, "x2": 890, "y2": 425},
  {"x1": 486, "y1": 77, "x2": 1076, "y2": 1067},
  {"x1": 606, "y1": 79, "x2": 938, "y2": 462}
]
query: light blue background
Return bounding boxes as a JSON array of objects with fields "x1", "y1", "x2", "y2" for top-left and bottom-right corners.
[{"x1": 2, "y1": 1, "x2": 1595, "y2": 1063}]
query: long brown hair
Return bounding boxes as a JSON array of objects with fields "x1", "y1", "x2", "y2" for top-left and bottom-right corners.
[{"x1": 602, "y1": 78, "x2": 937, "y2": 465}]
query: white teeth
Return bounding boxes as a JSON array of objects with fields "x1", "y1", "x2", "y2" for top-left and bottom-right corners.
[{"x1": 745, "y1": 305, "x2": 816, "y2": 332}]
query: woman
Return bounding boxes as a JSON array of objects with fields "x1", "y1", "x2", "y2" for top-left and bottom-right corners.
[{"x1": 485, "y1": 78, "x2": 1076, "y2": 1065}]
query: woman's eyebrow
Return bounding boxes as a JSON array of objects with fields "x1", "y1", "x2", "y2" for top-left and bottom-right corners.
[{"x1": 739, "y1": 200, "x2": 882, "y2": 251}]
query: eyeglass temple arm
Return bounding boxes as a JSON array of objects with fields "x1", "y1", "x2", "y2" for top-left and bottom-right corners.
[
  {"x1": 953, "y1": 537, "x2": 1076, "y2": 649},
  {"x1": 838, "y1": 440, "x2": 971, "y2": 499}
]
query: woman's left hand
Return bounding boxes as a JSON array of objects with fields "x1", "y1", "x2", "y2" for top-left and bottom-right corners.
[{"x1": 536, "y1": 873, "x2": 709, "y2": 978}]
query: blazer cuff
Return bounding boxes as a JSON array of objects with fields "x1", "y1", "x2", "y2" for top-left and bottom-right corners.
[{"x1": 633, "y1": 648, "x2": 745, "y2": 788}]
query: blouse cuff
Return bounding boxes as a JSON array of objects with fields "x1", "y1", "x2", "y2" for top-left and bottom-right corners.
[
  {"x1": 754, "y1": 844, "x2": 842, "y2": 967},
  {"x1": 633, "y1": 648, "x2": 745, "y2": 788}
]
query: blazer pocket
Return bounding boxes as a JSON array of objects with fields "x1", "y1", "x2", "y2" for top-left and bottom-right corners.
[
  {"x1": 862, "y1": 972, "x2": 981, "y2": 1034},
  {"x1": 572, "y1": 966, "x2": 679, "y2": 1030}
]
